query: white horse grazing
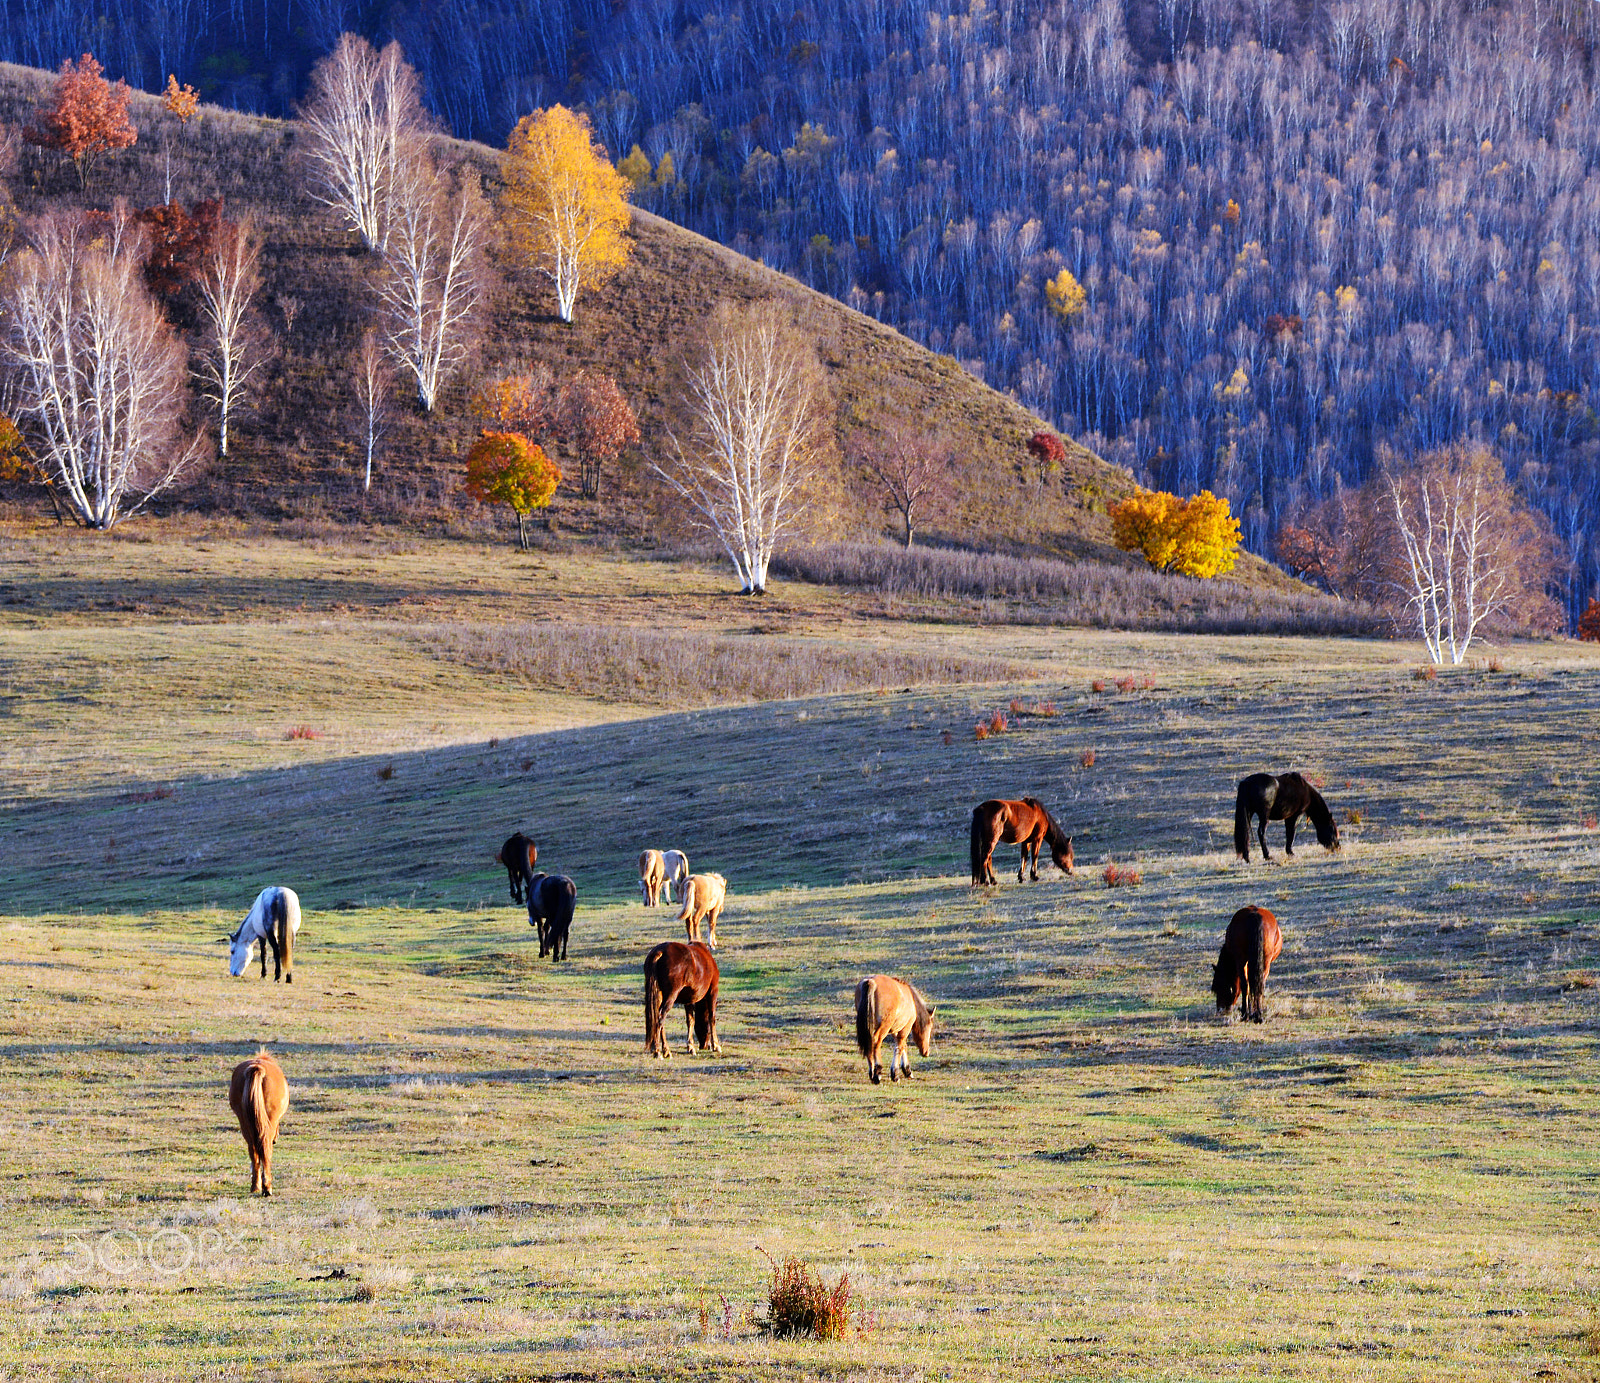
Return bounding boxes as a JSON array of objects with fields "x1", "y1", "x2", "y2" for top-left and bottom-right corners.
[
  {"x1": 661, "y1": 849, "x2": 690, "y2": 904},
  {"x1": 229, "y1": 887, "x2": 301, "y2": 983}
]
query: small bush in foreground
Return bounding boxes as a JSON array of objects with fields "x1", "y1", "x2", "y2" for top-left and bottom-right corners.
[
  {"x1": 1080, "y1": 749, "x2": 1097, "y2": 768},
  {"x1": 1412, "y1": 664, "x2": 1438, "y2": 682},
  {"x1": 762, "y1": 1251, "x2": 852, "y2": 1340},
  {"x1": 285, "y1": 725, "x2": 323, "y2": 740},
  {"x1": 1103, "y1": 863, "x2": 1142, "y2": 887}
]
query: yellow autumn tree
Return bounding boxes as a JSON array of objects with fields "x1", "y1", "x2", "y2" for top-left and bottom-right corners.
[
  {"x1": 464, "y1": 431, "x2": 561, "y2": 549},
  {"x1": 1045, "y1": 268, "x2": 1087, "y2": 321},
  {"x1": 1110, "y1": 487, "x2": 1241, "y2": 577},
  {"x1": 502, "y1": 106, "x2": 631, "y2": 323}
]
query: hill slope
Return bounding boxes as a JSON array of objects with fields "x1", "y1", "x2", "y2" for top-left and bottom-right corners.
[{"x1": 0, "y1": 61, "x2": 1302, "y2": 592}]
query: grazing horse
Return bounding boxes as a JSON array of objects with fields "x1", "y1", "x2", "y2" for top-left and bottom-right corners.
[
  {"x1": 970, "y1": 798, "x2": 1075, "y2": 886},
  {"x1": 854, "y1": 975, "x2": 935, "y2": 1084},
  {"x1": 639, "y1": 849, "x2": 666, "y2": 906},
  {"x1": 525, "y1": 873, "x2": 577, "y2": 960},
  {"x1": 677, "y1": 872, "x2": 727, "y2": 949},
  {"x1": 643, "y1": 941, "x2": 720, "y2": 1059},
  {"x1": 497, "y1": 832, "x2": 538, "y2": 903},
  {"x1": 661, "y1": 849, "x2": 690, "y2": 904},
  {"x1": 1212, "y1": 906, "x2": 1283, "y2": 1023},
  {"x1": 229, "y1": 1050, "x2": 289, "y2": 1196},
  {"x1": 1234, "y1": 773, "x2": 1340, "y2": 862},
  {"x1": 229, "y1": 886, "x2": 300, "y2": 983}
]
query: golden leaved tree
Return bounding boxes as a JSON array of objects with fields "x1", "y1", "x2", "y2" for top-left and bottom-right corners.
[
  {"x1": 1110, "y1": 487, "x2": 1241, "y2": 578},
  {"x1": 464, "y1": 430, "x2": 561, "y2": 550},
  {"x1": 502, "y1": 106, "x2": 631, "y2": 323}
]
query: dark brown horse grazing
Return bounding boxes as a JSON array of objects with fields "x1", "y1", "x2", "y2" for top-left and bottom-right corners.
[
  {"x1": 1212, "y1": 906, "x2": 1283, "y2": 1023},
  {"x1": 1234, "y1": 773, "x2": 1340, "y2": 862},
  {"x1": 970, "y1": 797, "x2": 1075, "y2": 885},
  {"x1": 525, "y1": 873, "x2": 576, "y2": 961},
  {"x1": 229, "y1": 1050, "x2": 289, "y2": 1196},
  {"x1": 496, "y1": 832, "x2": 538, "y2": 903},
  {"x1": 643, "y1": 941, "x2": 720, "y2": 1059}
]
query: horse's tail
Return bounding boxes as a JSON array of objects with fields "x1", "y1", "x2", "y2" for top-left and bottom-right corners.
[
  {"x1": 244, "y1": 1061, "x2": 271, "y2": 1152},
  {"x1": 855, "y1": 979, "x2": 875, "y2": 1057},
  {"x1": 1233, "y1": 787, "x2": 1250, "y2": 859},
  {"x1": 278, "y1": 891, "x2": 297, "y2": 983},
  {"x1": 676, "y1": 878, "x2": 696, "y2": 924},
  {"x1": 644, "y1": 958, "x2": 663, "y2": 1051},
  {"x1": 969, "y1": 810, "x2": 984, "y2": 884}
]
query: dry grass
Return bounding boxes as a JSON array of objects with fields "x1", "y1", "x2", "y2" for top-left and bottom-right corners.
[{"x1": 1, "y1": 535, "x2": 1599, "y2": 1379}]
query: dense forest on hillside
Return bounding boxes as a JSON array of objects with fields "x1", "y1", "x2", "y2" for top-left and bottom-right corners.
[{"x1": 5, "y1": 0, "x2": 1599, "y2": 623}]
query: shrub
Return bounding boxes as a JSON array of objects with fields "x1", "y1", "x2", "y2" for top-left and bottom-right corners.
[
  {"x1": 1345, "y1": 808, "x2": 1363, "y2": 826},
  {"x1": 1036, "y1": 700, "x2": 1057, "y2": 717},
  {"x1": 763, "y1": 1252, "x2": 852, "y2": 1340},
  {"x1": 1103, "y1": 863, "x2": 1143, "y2": 887},
  {"x1": 1009, "y1": 698, "x2": 1025, "y2": 716},
  {"x1": 1412, "y1": 664, "x2": 1438, "y2": 682},
  {"x1": 1080, "y1": 749, "x2": 1096, "y2": 768},
  {"x1": 1581, "y1": 812, "x2": 1598, "y2": 831},
  {"x1": 1091, "y1": 679, "x2": 1106, "y2": 693},
  {"x1": 987, "y1": 710, "x2": 1008, "y2": 735},
  {"x1": 973, "y1": 721, "x2": 989, "y2": 741},
  {"x1": 1580, "y1": 598, "x2": 1600, "y2": 643},
  {"x1": 285, "y1": 725, "x2": 322, "y2": 740}
]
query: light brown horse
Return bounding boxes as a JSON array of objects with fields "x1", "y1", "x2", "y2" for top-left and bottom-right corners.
[
  {"x1": 970, "y1": 797, "x2": 1074, "y2": 885},
  {"x1": 643, "y1": 941, "x2": 720, "y2": 1059},
  {"x1": 677, "y1": 872, "x2": 727, "y2": 949},
  {"x1": 639, "y1": 849, "x2": 666, "y2": 906},
  {"x1": 1212, "y1": 906, "x2": 1283, "y2": 1023},
  {"x1": 854, "y1": 975, "x2": 935, "y2": 1084},
  {"x1": 228, "y1": 1050, "x2": 289, "y2": 1196}
]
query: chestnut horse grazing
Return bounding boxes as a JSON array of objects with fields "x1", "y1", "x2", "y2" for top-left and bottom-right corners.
[
  {"x1": 643, "y1": 941, "x2": 720, "y2": 1058},
  {"x1": 854, "y1": 975, "x2": 935, "y2": 1084},
  {"x1": 1234, "y1": 773, "x2": 1339, "y2": 862},
  {"x1": 229, "y1": 886, "x2": 300, "y2": 982},
  {"x1": 677, "y1": 872, "x2": 727, "y2": 949},
  {"x1": 229, "y1": 1050, "x2": 289, "y2": 1196},
  {"x1": 497, "y1": 832, "x2": 538, "y2": 903},
  {"x1": 1212, "y1": 906, "x2": 1282, "y2": 1023},
  {"x1": 970, "y1": 798, "x2": 1074, "y2": 886}
]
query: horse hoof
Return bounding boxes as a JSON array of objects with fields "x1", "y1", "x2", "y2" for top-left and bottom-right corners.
[{"x1": 902, "y1": 1067, "x2": 913, "y2": 1079}]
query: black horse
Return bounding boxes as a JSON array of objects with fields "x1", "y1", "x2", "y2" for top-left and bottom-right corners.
[
  {"x1": 497, "y1": 832, "x2": 538, "y2": 904},
  {"x1": 1234, "y1": 772, "x2": 1340, "y2": 862},
  {"x1": 525, "y1": 872, "x2": 576, "y2": 960}
]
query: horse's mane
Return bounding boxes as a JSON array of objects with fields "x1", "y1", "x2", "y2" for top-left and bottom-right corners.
[
  {"x1": 1022, "y1": 796, "x2": 1067, "y2": 847},
  {"x1": 905, "y1": 980, "x2": 934, "y2": 1035}
]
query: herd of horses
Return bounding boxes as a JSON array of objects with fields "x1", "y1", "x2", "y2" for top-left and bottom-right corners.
[{"x1": 221, "y1": 771, "x2": 1337, "y2": 1194}]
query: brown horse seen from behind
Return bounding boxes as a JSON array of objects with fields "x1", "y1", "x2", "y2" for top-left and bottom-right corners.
[
  {"x1": 854, "y1": 975, "x2": 935, "y2": 1083},
  {"x1": 229, "y1": 1050, "x2": 289, "y2": 1196},
  {"x1": 970, "y1": 797, "x2": 1074, "y2": 885},
  {"x1": 643, "y1": 941, "x2": 721, "y2": 1059},
  {"x1": 1212, "y1": 906, "x2": 1282, "y2": 1023}
]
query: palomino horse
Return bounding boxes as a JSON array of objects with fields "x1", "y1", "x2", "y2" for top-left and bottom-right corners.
[
  {"x1": 970, "y1": 798, "x2": 1074, "y2": 886},
  {"x1": 1234, "y1": 773, "x2": 1340, "y2": 862},
  {"x1": 638, "y1": 848, "x2": 689, "y2": 906},
  {"x1": 525, "y1": 873, "x2": 577, "y2": 961},
  {"x1": 677, "y1": 872, "x2": 727, "y2": 949},
  {"x1": 643, "y1": 941, "x2": 720, "y2": 1058},
  {"x1": 1212, "y1": 906, "x2": 1283, "y2": 1023},
  {"x1": 854, "y1": 975, "x2": 935, "y2": 1084},
  {"x1": 229, "y1": 886, "x2": 300, "y2": 982},
  {"x1": 229, "y1": 1050, "x2": 289, "y2": 1196},
  {"x1": 497, "y1": 832, "x2": 538, "y2": 903}
]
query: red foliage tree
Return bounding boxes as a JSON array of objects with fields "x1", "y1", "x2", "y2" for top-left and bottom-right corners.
[
  {"x1": 23, "y1": 54, "x2": 137, "y2": 187},
  {"x1": 1027, "y1": 431, "x2": 1067, "y2": 467},
  {"x1": 131, "y1": 200, "x2": 227, "y2": 305},
  {"x1": 557, "y1": 371, "x2": 639, "y2": 500},
  {"x1": 1579, "y1": 598, "x2": 1600, "y2": 643}
]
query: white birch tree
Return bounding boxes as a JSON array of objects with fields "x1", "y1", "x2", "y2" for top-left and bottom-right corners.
[
  {"x1": 194, "y1": 216, "x2": 266, "y2": 457},
  {"x1": 377, "y1": 154, "x2": 491, "y2": 412},
  {"x1": 2, "y1": 211, "x2": 201, "y2": 528},
  {"x1": 652, "y1": 300, "x2": 830, "y2": 593},
  {"x1": 352, "y1": 327, "x2": 394, "y2": 491},
  {"x1": 1382, "y1": 445, "x2": 1559, "y2": 663},
  {"x1": 298, "y1": 34, "x2": 429, "y2": 253}
]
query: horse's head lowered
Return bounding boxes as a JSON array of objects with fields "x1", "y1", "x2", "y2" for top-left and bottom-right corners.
[
  {"x1": 1045, "y1": 814, "x2": 1075, "y2": 875},
  {"x1": 910, "y1": 984, "x2": 936, "y2": 1057},
  {"x1": 227, "y1": 919, "x2": 254, "y2": 977},
  {"x1": 1210, "y1": 960, "x2": 1240, "y2": 1012},
  {"x1": 1306, "y1": 786, "x2": 1342, "y2": 851}
]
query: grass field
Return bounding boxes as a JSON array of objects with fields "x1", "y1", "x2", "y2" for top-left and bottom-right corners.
[{"x1": 3, "y1": 529, "x2": 1599, "y2": 1381}]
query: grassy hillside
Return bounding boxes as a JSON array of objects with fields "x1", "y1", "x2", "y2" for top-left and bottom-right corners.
[
  {"x1": 0, "y1": 60, "x2": 1307, "y2": 594},
  {"x1": 1, "y1": 540, "x2": 1598, "y2": 1379}
]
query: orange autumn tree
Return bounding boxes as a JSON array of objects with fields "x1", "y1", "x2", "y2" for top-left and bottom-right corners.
[
  {"x1": 1579, "y1": 598, "x2": 1600, "y2": 642},
  {"x1": 464, "y1": 431, "x2": 560, "y2": 549},
  {"x1": 1110, "y1": 487, "x2": 1241, "y2": 578},
  {"x1": 501, "y1": 106, "x2": 631, "y2": 323},
  {"x1": 24, "y1": 54, "x2": 137, "y2": 188}
]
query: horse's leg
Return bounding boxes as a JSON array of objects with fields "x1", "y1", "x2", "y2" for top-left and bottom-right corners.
[
  {"x1": 1257, "y1": 814, "x2": 1271, "y2": 861},
  {"x1": 897, "y1": 1030, "x2": 913, "y2": 1079},
  {"x1": 1284, "y1": 813, "x2": 1298, "y2": 857},
  {"x1": 868, "y1": 1028, "x2": 882, "y2": 1084},
  {"x1": 683, "y1": 999, "x2": 696, "y2": 1055},
  {"x1": 258, "y1": 936, "x2": 268, "y2": 979}
]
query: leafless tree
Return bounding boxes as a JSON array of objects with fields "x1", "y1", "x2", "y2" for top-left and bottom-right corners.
[
  {"x1": 652, "y1": 300, "x2": 830, "y2": 593},
  {"x1": 298, "y1": 34, "x2": 429, "y2": 253},
  {"x1": 2, "y1": 211, "x2": 201, "y2": 528},
  {"x1": 194, "y1": 216, "x2": 266, "y2": 457},
  {"x1": 849, "y1": 423, "x2": 956, "y2": 548},
  {"x1": 352, "y1": 328, "x2": 394, "y2": 491},
  {"x1": 377, "y1": 153, "x2": 491, "y2": 412},
  {"x1": 1381, "y1": 445, "x2": 1562, "y2": 663}
]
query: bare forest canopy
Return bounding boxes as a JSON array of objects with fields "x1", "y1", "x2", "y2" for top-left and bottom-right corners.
[{"x1": 4, "y1": 0, "x2": 1594, "y2": 624}]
